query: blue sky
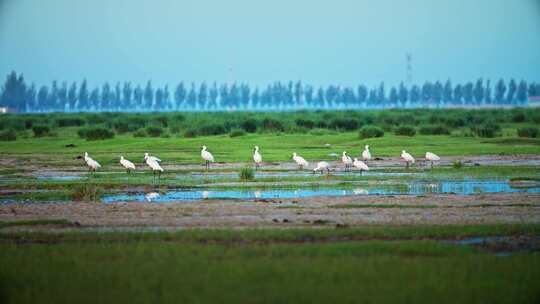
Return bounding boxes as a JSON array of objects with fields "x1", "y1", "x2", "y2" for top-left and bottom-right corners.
[{"x1": 1, "y1": 0, "x2": 539, "y2": 88}]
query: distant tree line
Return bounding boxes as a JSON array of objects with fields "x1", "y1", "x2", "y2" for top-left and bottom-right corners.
[{"x1": 1, "y1": 71, "x2": 538, "y2": 112}]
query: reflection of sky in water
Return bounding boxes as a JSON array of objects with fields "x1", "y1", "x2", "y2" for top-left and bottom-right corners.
[{"x1": 102, "y1": 180, "x2": 540, "y2": 203}]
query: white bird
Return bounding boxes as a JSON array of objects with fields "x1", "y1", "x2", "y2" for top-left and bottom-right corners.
[
  {"x1": 253, "y1": 146, "x2": 262, "y2": 170},
  {"x1": 353, "y1": 158, "x2": 369, "y2": 174},
  {"x1": 145, "y1": 153, "x2": 164, "y2": 182},
  {"x1": 342, "y1": 151, "x2": 353, "y2": 171},
  {"x1": 425, "y1": 152, "x2": 441, "y2": 168},
  {"x1": 84, "y1": 152, "x2": 101, "y2": 172},
  {"x1": 362, "y1": 145, "x2": 372, "y2": 162},
  {"x1": 144, "y1": 152, "x2": 161, "y2": 163},
  {"x1": 119, "y1": 156, "x2": 136, "y2": 174},
  {"x1": 313, "y1": 161, "x2": 331, "y2": 175},
  {"x1": 401, "y1": 150, "x2": 415, "y2": 169},
  {"x1": 292, "y1": 152, "x2": 309, "y2": 170},
  {"x1": 201, "y1": 146, "x2": 215, "y2": 170}
]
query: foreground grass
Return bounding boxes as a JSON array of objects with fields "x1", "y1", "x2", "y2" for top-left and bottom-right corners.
[{"x1": 0, "y1": 225, "x2": 539, "y2": 304}]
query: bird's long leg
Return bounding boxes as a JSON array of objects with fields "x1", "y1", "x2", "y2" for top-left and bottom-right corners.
[
  {"x1": 431, "y1": 161, "x2": 434, "y2": 169},
  {"x1": 406, "y1": 162, "x2": 409, "y2": 169}
]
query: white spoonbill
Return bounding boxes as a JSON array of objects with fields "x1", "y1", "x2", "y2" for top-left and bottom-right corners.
[
  {"x1": 425, "y1": 152, "x2": 441, "y2": 168},
  {"x1": 119, "y1": 156, "x2": 136, "y2": 174},
  {"x1": 201, "y1": 146, "x2": 215, "y2": 170},
  {"x1": 144, "y1": 153, "x2": 164, "y2": 182},
  {"x1": 292, "y1": 152, "x2": 309, "y2": 170},
  {"x1": 313, "y1": 161, "x2": 331, "y2": 175},
  {"x1": 253, "y1": 146, "x2": 262, "y2": 170},
  {"x1": 84, "y1": 152, "x2": 101, "y2": 173},
  {"x1": 362, "y1": 145, "x2": 372, "y2": 162},
  {"x1": 401, "y1": 150, "x2": 415, "y2": 169},
  {"x1": 353, "y1": 158, "x2": 369, "y2": 175},
  {"x1": 144, "y1": 152, "x2": 161, "y2": 163},
  {"x1": 342, "y1": 151, "x2": 353, "y2": 171}
]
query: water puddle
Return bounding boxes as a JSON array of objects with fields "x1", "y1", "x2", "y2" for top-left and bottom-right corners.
[
  {"x1": 36, "y1": 175, "x2": 83, "y2": 181},
  {"x1": 452, "y1": 235, "x2": 540, "y2": 256},
  {"x1": 102, "y1": 180, "x2": 540, "y2": 203},
  {"x1": 176, "y1": 171, "x2": 420, "y2": 180}
]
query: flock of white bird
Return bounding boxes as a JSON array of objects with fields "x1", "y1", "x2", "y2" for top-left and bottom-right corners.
[{"x1": 82, "y1": 144, "x2": 441, "y2": 179}]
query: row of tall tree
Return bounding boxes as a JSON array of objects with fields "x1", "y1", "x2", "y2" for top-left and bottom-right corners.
[{"x1": 1, "y1": 71, "x2": 538, "y2": 112}]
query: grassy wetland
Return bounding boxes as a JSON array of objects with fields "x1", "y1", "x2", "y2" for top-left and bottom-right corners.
[{"x1": 1, "y1": 108, "x2": 540, "y2": 303}]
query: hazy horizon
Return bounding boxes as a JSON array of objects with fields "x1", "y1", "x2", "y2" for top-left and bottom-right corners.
[{"x1": 1, "y1": 0, "x2": 540, "y2": 88}]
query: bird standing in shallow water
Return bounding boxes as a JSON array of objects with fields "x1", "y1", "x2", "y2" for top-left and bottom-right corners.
[
  {"x1": 201, "y1": 146, "x2": 215, "y2": 171},
  {"x1": 253, "y1": 146, "x2": 262, "y2": 170},
  {"x1": 84, "y1": 152, "x2": 101, "y2": 175},
  {"x1": 362, "y1": 145, "x2": 372, "y2": 163},
  {"x1": 313, "y1": 161, "x2": 331, "y2": 175},
  {"x1": 401, "y1": 150, "x2": 415, "y2": 169},
  {"x1": 342, "y1": 151, "x2": 353, "y2": 171},
  {"x1": 292, "y1": 152, "x2": 309, "y2": 170},
  {"x1": 144, "y1": 153, "x2": 163, "y2": 183},
  {"x1": 120, "y1": 156, "x2": 136, "y2": 174},
  {"x1": 425, "y1": 152, "x2": 440, "y2": 168},
  {"x1": 353, "y1": 158, "x2": 369, "y2": 175}
]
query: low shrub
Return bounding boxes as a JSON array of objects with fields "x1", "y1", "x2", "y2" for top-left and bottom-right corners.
[
  {"x1": 133, "y1": 129, "x2": 147, "y2": 137},
  {"x1": 329, "y1": 118, "x2": 359, "y2": 131},
  {"x1": 56, "y1": 117, "x2": 85, "y2": 127},
  {"x1": 199, "y1": 124, "x2": 226, "y2": 136},
  {"x1": 472, "y1": 122, "x2": 501, "y2": 138},
  {"x1": 419, "y1": 125, "x2": 451, "y2": 135},
  {"x1": 183, "y1": 129, "x2": 198, "y2": 138},
  {"x1": 173, "y1": 114, "x2": 185, "y2": 122},
  {"x1": 517, "y1": 127, "x2": 539, "y2": 138},
  {"x1": 32, "y1": 125, "x2": 51, "y2": 137},
  {"x1": 152, "y1": 115, "x2": 169, "y2": 127},
  {"x1": 0, "y1": 129, "x2": 17, "y2": 141},
  {"x1": 229, "y1": 129, "x2": 246, "y2": 137},
  {"x1": 239, "y1": 167, "x2": 255, "y2": 181},
  {"x1": 78, "y1": 127, "x2": 115, "y2": 140},
  {"x1": 241, "y1": 119, "x2": 258, "y2": 133},
  {"x1": 394, "y1": 126, "x2": 416, "y2": 136},
  {"x1": 261, "y1": 118, "x2": 284, "y2": 132},
  {"x1": 511, "y1": 112, "x2": 526, "y2": 123},
  {"x1": 85, "y1": 114, "x2": 106, "y2": 125},
  {"x1": 358, "y1": 125, "x2": 384, "y2": 139},
  {"x1": 295, "y1": 119, "x2": 315, "y2": 129},
  {"x1": 0, "y1": 118, "x2": 25, "y2": 131},
  {"x1": 146, "y1": 126, "x2": 163, "y2": 137},
  {"x1": 444, "y1": 117, "x2": 465, "y2": 128}
]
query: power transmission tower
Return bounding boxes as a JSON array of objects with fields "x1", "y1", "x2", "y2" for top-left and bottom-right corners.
[{"x1": 406, "y1": 53, "x2": 413, "y2": 85}]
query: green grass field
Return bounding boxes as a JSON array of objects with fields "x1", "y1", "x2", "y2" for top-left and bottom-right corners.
[
  {"x1": 1, "y1": 225, "x2": 539, "y2": 304},
  {"x1": 2, "y1": 130, "x2": 540, "y2": 165}
]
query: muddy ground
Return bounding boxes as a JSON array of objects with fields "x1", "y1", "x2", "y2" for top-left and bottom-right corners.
[
  {"x1": 1, "y1": 193, "x2": 539, "y2": 230},
  {"x1": 1, "y1": 154, "x2": 540, "y2": 178}
]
